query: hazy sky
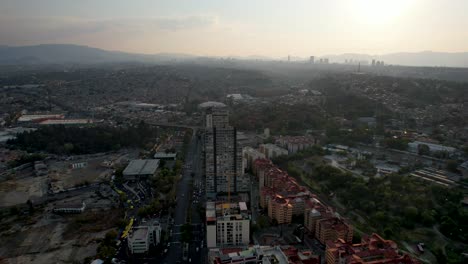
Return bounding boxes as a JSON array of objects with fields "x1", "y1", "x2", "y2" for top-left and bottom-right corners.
[{"x1": 1, "y1": 0, "x2": 467, "y2": 57}]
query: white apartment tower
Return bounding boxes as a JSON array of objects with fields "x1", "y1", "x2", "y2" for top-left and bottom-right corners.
[{"x1": 206, "y1": 201, "x2": 250, "y2": 248}]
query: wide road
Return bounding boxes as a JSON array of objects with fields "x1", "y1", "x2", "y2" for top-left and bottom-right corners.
[
  {"x1": 189, "y1": 132, "x2": 205, "y2": 264},
  {"x1": 161, "y1": 129, "x2": 200, "y2": 264}
]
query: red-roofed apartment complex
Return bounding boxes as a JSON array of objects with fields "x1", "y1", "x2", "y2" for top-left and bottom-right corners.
[
  {"x1": 325, "y1": 233, "x2": 420, "y2": 264},
  {"x1": 254, "y1": 158, "x2": 312, "y2": 224},
  {"x1": 316, "y1": 217, "x2": 353, "y2": 245}
]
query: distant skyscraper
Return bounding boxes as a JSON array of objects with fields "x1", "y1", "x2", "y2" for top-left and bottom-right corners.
[
  {"x1": 288, "y1": 55, "x2": 291, "y2": 62},
  {"x1": 371, "y1": 59, "x2": 376, "y2": 66},
  {"x1": 324, "y1": 58, "x2": 329, "y2": 64},
  {"x1": 204, "y1": 106, "x2": 244, "y2": 196},
  {"x1": 309, "y1": 56, "x2": 315, "y2": 64}
]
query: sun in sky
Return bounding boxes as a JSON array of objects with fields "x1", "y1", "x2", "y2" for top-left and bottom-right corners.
[{"x1": 353, "y1": 0, "x2": 415, "y2": 24}]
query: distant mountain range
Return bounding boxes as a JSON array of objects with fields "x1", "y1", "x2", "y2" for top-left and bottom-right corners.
[
  {"x1": 0, "y1": 44, "x2": 467, "y2": 68},
  {"x1": 0, "y1": 44, "x2": 195, "y2": 65}
]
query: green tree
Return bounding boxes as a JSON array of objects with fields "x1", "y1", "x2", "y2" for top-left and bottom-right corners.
[
  {"x1": 180, "y1": 223, "x2": 193, "y2": 243},
  {"x1": 403, "y1": 206, "x2": 419, "y2": 221},
  {"x1": 104, "y1": 230, "x2": 118, "y2": 242},
  {"x1": 440, "y1": 216, "x2": 458, "y2": 238},
  {"x1": 63, "y1": 143, "x2": 74, "y2": 153},
  {"x1": 417, "y1": 144, "x2": 431, "y2": 156},
  {"x1": 421, "y1": 210, "x2": 436, "y2": 226},
  {"x1": 446, "y1": 160, "x2": 459, "y2": 173}
]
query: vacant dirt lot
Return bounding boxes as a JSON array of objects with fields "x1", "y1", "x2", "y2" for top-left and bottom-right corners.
[
  {"x1": 0, "y1": 208, "x2": 123, "y2": 264},
  {"x1": 49, "y1": 156, "x2": 113, "y2": 192},
  {"x1": 0, "y1": 175, "x2": 48, "y2": 207}
]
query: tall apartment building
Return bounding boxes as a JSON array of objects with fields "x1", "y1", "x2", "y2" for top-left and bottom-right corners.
[
  {"x1": 316, "y1": 217, "x2": 353, "y2": 245},
  {"x1": 304, "y1": 198, "x2": 335, "y2": 234},
  {"x1": 206, "y1": 201, "x2": 250, "y2": 248},
  {"x1": 204, "y1": 107, "x2": 245, "y2": 195},
  {"x1": 242, "y1": 146, "x2": 266, "y2": 172},
  {"x1": 268, "y1": 196, "x2": 293, "y2": 224}
]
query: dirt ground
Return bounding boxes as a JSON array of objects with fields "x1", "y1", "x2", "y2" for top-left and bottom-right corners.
[
  {"x1": 0, "y1": 175, "x2": 48, "y2": 207},
  {"x1": 49, "y1": 156, "x2": 114, "y2": 193},
  {"x1": 0, "y1": 208, "x2": 123, "y2": 264}
]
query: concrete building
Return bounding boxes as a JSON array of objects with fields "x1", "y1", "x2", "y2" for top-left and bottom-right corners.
[
  {"x1": 316, "y1": 217, "x2": 353, "y2": 245},
  {"x1": 325, "y1": 233, "x2": 419, "y2": 264},
  {"x1": 408, "y1": 141, "x2": 456, "y2": 154},
  {"x1": 38, "y1": 119, "x2": 95, "y2": 125},
  {"x1": 53, "y1": 201, "x2": 86, "y2": 214},
  {"x1": 304, "y1": 198, "x2": 334, "y2": 235},
  {"x1": 276, "y1": 136, "x2": 317, "y2": 154},
  {"x1": 208, "y1": 245, "x2": 319, "y2": 264},
  {"x1": 128, "y1": 228, "x2": 150, "y2": 254},
  {"x1": 310, "y1": 56, "x2": 315, "y2": 64},
  {"x1": 268, "y1": 196, "x2": 293, "y2": 224},
  {"x1": 153, "y1": 152, "x2": 177, "y2": 160},
  {"x1": 255, "y1": 158, "x2": 312, "y2": 224},
  {"x1": 242, "y1": 146, "x2": 266, "y2": 171},
  {"x1": 123, "y1": 159, "x2": 159, "y2": 181},
  {"x1": 259, "y1": 143, "x2": 289, "y2": 159},
  {"x1": 128, "y1": 220, "x2": 162, "y2": 254},
  {"x1": 236, "y1": 131, "x2": 258, "y2": 147},
  {"x1": 204, "y1": 106, "x2": 246, "y2": 195},
  {"x1": 206, "y1": 201, "x2": 250, "y2": 248},
  {"x1": 253, "y1": 158, "x2": 274, "y2": 181}
]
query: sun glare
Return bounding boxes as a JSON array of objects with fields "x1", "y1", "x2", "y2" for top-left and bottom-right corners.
[{"x1": 354, "y1": 0, "x2": 412, "y2": 24}]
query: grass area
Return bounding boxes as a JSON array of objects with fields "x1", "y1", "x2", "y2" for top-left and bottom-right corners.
[{"x1": 280, "y1": 155, "x2": 467, "y2": 264}]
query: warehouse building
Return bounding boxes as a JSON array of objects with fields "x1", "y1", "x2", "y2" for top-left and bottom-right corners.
[{"x1": 123, "y1": 159, "x2": 160, "y2": 181}]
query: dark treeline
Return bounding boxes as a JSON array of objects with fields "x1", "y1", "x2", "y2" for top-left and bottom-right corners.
[{"x1": 8, "y1": 121, "x2": 158, "y2": 155}]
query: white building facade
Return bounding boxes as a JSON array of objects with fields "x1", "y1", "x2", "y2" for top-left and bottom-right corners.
[
  {"x1": 128, "y1": 221, "x2": 162, "y2": 254},
  {"x1": 206, "y1": 202, "x2": 250, "y2": 248}
]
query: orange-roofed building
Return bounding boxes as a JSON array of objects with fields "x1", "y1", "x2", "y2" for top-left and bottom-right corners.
[
  {"x1": 316, "y1": 217, "x2": 353, "y2": 245},
  {"x1": 268, "y1": 196, "x2": 293, "y2": 224},
  {"x1": 325, "y1": 233, "x2": 420, "y2": 264}
]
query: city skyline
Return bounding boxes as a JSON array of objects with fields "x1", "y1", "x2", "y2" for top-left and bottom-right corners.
[{"x1": 1, "y1": 0, "x2": 468, "y2": 57}]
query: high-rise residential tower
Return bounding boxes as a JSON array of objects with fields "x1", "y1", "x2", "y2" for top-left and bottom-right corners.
[{"x1": 204, "y1": 105, "x2": 245, "y2": 196}]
